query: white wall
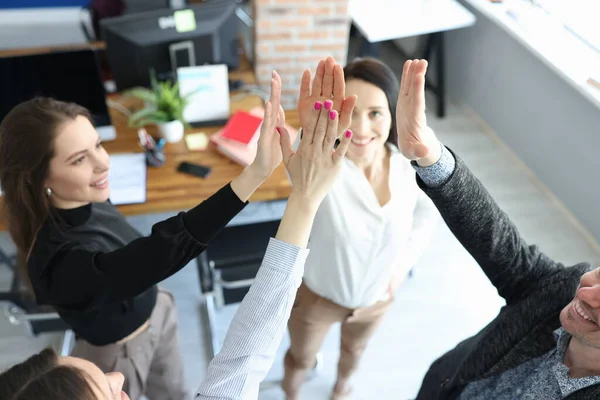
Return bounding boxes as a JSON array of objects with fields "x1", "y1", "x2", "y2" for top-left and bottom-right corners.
[{"x1": 0, "y1": 8, "x2": 90, "y2": 49}]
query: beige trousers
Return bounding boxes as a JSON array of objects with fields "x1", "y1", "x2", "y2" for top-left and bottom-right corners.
[
  {"x1": 282, "y1": 282, "x2": 393, "y2": 396},
  {"x1": 71, "y1": 289, "x2": 188, "y2": 400}
]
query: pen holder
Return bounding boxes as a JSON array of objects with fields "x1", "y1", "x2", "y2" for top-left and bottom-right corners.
[{"x1": 145, "y1": 148, "x2": 166, "y2": 168}]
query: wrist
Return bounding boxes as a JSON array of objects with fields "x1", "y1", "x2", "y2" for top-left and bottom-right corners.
[
  {"x1": 287, "y1": 191, "x2": 320, "y2": 216},
  {"x1": 244, "y1": 163, "x2": 270, "y2": 183},
  {"x1": 417, "y1": 140, "x2": 443, "y2": 167}
]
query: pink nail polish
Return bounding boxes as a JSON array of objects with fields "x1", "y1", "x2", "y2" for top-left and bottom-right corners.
[
  {"x1": 324, "y1": 100, "x2": 333, "y2": 109},
  {"x1": 329, "y1": 110, "x2": 336, "y2": 120},
  {"x1": 345, "y1": 130, "x2": 352, "y2": 138},
  {"x1": 314, "y1": 101, "x2": 322, "y2": 110}
]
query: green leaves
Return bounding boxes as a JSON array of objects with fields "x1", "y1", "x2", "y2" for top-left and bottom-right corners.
[
  {"x1": 128, "y1": 108, "x2": 170, "y2": 127},
  {"x1": 124, "y1": 69, "x2": 194, "y2": 128}
]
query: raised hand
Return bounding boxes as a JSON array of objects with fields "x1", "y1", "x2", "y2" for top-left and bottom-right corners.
[
  {"x1": 297, "y1": 57, "x2": 356, "y2": 140},
  {"x1": 396, "y1": 59, "x2": 440, "y2": 165},
  {"x1": 279, "y1": 99, "x2": 352, "y2": 206},
  {"x1": 250, "y1": 70, "x2": 285, "y2": 179}
]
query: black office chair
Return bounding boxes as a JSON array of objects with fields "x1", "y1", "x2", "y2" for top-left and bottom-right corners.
[
  {"x1": 196, "y1": 220, "x2": 280, "y2": 356},
  {"x1": 196, "y1": 219, "x2": 322, "y2": 387},
  {"x1": 1, "y1": 252, "x2": 74, "y2": 357}
]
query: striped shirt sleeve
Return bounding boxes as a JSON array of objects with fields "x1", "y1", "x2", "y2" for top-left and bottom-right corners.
[{"x1": 194, "y1": 238, "x2": 309, "y2": 400}]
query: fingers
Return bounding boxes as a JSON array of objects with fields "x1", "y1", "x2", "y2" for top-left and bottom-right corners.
[
  {"x1": 332, "y1": 64, "x2": 345, "y2": 111},
  {"x1": 311, "y1": 60, "x2": 325, "y2": 98},
  {"x1": 269, "y1": 72, "x2": 281, "y2": 128},
  {"x1": 404, "y1": 59, "x2": 428, "y2": 98},
  {"x1": 278, "y1": 125, "x2": 294, "y2": 164},
  {"x1": 321, "y1": 56, "x2": 335, "y2": 98},
  {"x1": 262, "y1": 100, "x2": 273, "y2": 138},
  {"x1": 333, "y1": 129, "x2": 352, "y2": 164},
  {"x1": 299, "y1": 101, "x2": 322, "y2": 152},
  {"x1": 400, "y1": 60, "x2": 411, "y2": 96},
  {"x1": 405, "y1": 60, "x2": 417, "y2": 97},
  {"x1": 299, "y1": 69, "x2": 312, "y2": 99},
  {"x1": 278, "y1": 105, "x2": 286, "y2": 127},
  {"x1": 412, "y1": 60, "x2": 428, "y2": 99},
  {"x1": 413, "y1": 68, "x2": 426, "y2": 109},
  {"x1": 322, "y1": 108, "x2": 339, "y2": 154},
  {"x1": 338, "y1": 95, "x2": 357, "y2": 137},
  {"x1": 274, "y1": 68, "x2": 283, "y2": 88},
  {"x1": 311, "y1": 101, "x2": 329, "y2": 149}
]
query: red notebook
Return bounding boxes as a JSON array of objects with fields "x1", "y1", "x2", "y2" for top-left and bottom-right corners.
[
  {"x1": 220, "y1": 111, "x2": 263, "y2": 146},
  {"x1": 210, "y1": 107, "x2": 298, "y2": 167}
]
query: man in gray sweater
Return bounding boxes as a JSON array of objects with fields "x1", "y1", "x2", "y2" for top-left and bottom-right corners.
[{"x1": 398, "y1": 59, "x2": 600, "y2": 399}]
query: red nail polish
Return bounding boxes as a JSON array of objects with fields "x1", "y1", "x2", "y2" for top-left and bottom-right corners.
[
  {"x1": 345, "y1": 130, "x2": 352, "y2": 138},
  {"x1": 324, "y1": 100, "x2": 333, "y2": 109},
  {"x1": 329, "y1": 110, "x2": 336, "y2": 120},
  {"x1": 314, "y1": 101, "x2": 322, "y2": 110},
  {"x1": 276, "y1": 127, "x2": 281, "y2": 134}
]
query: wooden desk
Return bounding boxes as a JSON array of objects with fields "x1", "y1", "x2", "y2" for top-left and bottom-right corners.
[
  {"x1": 104, "y1": 63, "x2": 298, "y2": 217},
  {"x1": 0, "y1": 44, "x2": 300, "y2": 231}
]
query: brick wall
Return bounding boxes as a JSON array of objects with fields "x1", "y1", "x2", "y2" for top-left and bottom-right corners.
[{"x1": 253, "y1": 0, "x2": 351, "y2": 109}]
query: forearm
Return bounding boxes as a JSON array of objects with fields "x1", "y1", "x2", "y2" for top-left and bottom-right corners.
[
  {"x1": 413, "y1": 146, "x2": 562, "y2": 302},
  {"x1": 182, "y1": 183, "x2": 248, "y2": 243},
  {"x1": 275, "y1": 193, "x2": 319, "y2": 248},
  {"x1": 195, "y1": 239, "x2": 308, "y2": 399}
]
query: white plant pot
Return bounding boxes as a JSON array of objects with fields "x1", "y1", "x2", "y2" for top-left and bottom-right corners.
[{"x1": 157, "y1": 120, "x2": 184, "y2": 143}]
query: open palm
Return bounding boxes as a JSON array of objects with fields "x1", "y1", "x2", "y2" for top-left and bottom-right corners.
[
  {"x1": 297, "y1": 57, "x2": 356, "y2": 139},
  {"x1": 252, "y1": 71, "x2": 286, "y2": 177},
  {"x1": 396, "y1": 59, "x2": 437, "y2": 160}
]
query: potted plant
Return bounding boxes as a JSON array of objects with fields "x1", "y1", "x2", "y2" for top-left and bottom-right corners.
[{"x1": 125, "y1": 70, "x2": 193, "y2": 143}]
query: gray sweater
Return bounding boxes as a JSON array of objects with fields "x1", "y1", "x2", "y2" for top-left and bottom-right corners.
[{"x1": 412, "y1": 146, "x2": 599, "y2": 400}]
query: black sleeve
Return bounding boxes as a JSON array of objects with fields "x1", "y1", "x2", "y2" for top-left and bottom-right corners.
[
  {"x1": 31, "y1": 184, "x2": 247, "y2": 308},
  {"x1": 416, "y1": 149, "x2": 565, "y2": 304}
]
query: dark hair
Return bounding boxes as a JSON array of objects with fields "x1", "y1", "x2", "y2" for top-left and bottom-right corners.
[
  {"x1": 344, "y1": 57, "x2": 400, "y2": 148},
  {"x1": 0, "y1": 348, "x2": 98, "y2": 400},
  {"x1": 0, "y1": 97, "x2": 91, "y2": 288}
]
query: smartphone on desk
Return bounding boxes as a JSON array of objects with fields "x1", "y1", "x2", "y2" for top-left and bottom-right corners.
[{"x1": 177, "y1": 161, "x2": 212, "y2": 179}]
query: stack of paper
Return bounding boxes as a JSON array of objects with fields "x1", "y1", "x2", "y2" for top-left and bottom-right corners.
[{"x1": 108, "y1": 153, "x2": 147, "y2": 205}]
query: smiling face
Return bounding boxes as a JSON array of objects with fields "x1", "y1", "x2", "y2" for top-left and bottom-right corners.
[
  {"x1": 345, "y1": 79, "x2": 393, "y2": 167},
  {"x1": 560, "y1": 267, "x2": 600, "y2": 348},
  {"x1": 60, "y1": 356, "x2": 129, "y2": 400},
  {"x1": 44, "y1": 115, "x2": 111, "y2": 209}
]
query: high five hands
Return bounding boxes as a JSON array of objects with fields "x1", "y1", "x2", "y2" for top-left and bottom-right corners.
[
  {"x1": 297, "y1": 56, "x2": 357, "y2": 140},
  {"x1": 252, "y1": 62, "x2": 354, "y2": 208},
  {"x1": 255, "y1": 58, "x2": 443, "y2": 181}
]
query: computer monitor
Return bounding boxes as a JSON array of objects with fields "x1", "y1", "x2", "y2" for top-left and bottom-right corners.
[
  {"x1": 101, "y1": 0, "x2": 239, "y2": 91},
  {"x1": 0, "y1": 49, "x2": 117, "y2": 141}
]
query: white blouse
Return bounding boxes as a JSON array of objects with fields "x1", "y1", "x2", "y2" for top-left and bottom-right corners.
[{"x1": 302, "y1": 145, "x2": 439, "y2": 308}]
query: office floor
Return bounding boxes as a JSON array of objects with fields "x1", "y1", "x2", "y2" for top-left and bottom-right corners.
[{"x1": 2, "y1": 40, "x2": 600, "y2": 399}]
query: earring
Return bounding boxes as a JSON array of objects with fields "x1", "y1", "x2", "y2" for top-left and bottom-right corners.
[{"x1": 45, "y1": 187, "x2": 52, "y2": 196}]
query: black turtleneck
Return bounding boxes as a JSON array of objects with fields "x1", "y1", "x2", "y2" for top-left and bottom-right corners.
[{"x1": 27, "y1": 183, "x2": 247, "y2": 346}]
